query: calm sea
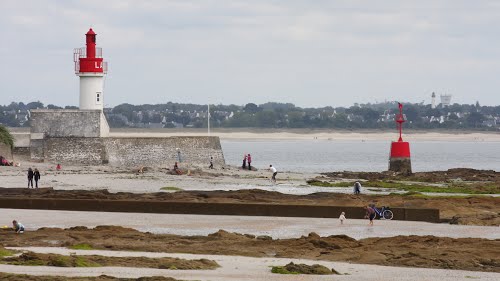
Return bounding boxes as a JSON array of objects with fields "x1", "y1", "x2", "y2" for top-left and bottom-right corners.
[{"x1": 221, "y1": 140, "x2": 500, "y2": 173}]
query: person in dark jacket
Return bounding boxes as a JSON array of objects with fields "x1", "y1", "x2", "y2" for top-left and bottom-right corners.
[
  {"x1": 27, "y1": 168, "x2": 34, "y2": 188},
  {"x1": 34, "y1": 168, "x2": 41, "y2": 188},
  {"x1": 242, "y1": 154, "x2": 247, "y2": 169}
]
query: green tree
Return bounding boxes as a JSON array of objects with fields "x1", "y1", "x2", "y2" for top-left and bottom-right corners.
[
  {"x1": 466, "y1": 112, "x2": 485, "y2": 128},
  {"x1": 243, "y1": 103, "x2": 260, "y2": 113},
  {"x1": 0, "y1": 125, "x2": 14, "y2": 148}
]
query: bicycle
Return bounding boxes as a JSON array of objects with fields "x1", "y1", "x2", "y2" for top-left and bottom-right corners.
[{"x1": 372, "y1": 206, "x2": 394, "y2": 220}]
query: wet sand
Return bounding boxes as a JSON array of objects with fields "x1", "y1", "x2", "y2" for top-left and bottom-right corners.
[
  {"x1": 1, "y1": 209, "x2": 498, "y2": 240},
  {"x1": 3, "y1": 247, "x2": 500, "y2": 281},
  {"x1": 0, "y1": 226, "x2": 499, "y2": 272}
]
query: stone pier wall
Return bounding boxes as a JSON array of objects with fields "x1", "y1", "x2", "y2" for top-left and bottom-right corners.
[
  {"x1": 104, "y1": 137, "x2": 224, "y2": 167},
  {"x1": 33, "y1": 136, "x2": 225, "y2": 167}
]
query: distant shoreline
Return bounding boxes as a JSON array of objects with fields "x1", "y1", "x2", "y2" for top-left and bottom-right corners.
[
  {"x1": 109, "y1": 128, "x2": 500, "y2": 142},
  {"x1": 9, "y1": 127, "x2": 500, "y2": 142}
]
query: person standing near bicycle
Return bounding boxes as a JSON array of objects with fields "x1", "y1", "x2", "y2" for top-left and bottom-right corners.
[
  {"x1": 364, "y1": 205, "x2": 376, "y2": 226},
  {"x1": 353, "y1": 181, "x2": 362, "y2": 194},
  {"x1": 269, "y1": 165, "x2": 277, "y2": 184}
]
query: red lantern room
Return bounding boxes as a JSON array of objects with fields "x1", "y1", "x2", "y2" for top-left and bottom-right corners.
[{"x1": 73, "y1": 28, "x2": 108, "y2": 74}]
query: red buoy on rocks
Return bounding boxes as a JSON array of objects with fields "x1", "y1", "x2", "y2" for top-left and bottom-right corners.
[{"x1": 389, "y1": 103, "x2": 412, "y2": 174}]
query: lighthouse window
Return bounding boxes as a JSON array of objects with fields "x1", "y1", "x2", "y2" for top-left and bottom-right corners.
[{"x1": 96, "y1": 92, "x2": 101, "y2": 103}]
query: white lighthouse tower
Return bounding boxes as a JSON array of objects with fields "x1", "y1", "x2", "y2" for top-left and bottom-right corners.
[
  {"x1": 431, "y1": 92, "x2": 436, "y2": 109},
  {"x1": 73, "y1": 28, "x2": 108, "y2": 110}
]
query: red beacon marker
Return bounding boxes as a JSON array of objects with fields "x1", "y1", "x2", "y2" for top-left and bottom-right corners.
[
  {"x1": 73, "y1": 28, "x2": 108, "y2": 111},
  {"x1": 388, "y1": 103, "x2": 412, "y2": 174}
]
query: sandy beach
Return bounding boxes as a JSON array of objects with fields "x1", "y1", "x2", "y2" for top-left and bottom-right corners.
[{"x1": 10, "y1": 127, "x2": 500, "y2": 142}]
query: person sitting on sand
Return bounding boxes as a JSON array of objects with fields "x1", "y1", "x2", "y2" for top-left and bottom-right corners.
[
  {"x1": 339, "y1": 212, "x2": 346, "y2": 225},
  {"x1": 364, "y1": 206, "x2": 375, "y2": 226},
  {"x1": 12, "y1": 220, "x2": 24, "y2": 234},
  {"x1": 173, "y1": 162, "x2": 182, "y2": 175}
]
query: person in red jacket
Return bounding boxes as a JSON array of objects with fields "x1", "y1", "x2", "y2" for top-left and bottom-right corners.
[{"x1": 247, "y1": 154, "x2": 252, "y2": 170}]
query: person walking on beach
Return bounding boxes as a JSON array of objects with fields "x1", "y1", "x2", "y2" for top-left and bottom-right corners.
[
  {"x1": 176, "y1": 148, "x2": 182, "y2": 163},
  {"x1": 269, "y1": 164, "x2": 277, "y2": 184},
  {"x1": 12, "y1": 220, "x2": 24, "y2": 234},
  {"x1": 365, "y1": 206, "x2": 376, "y2": 226},
  {"x1": 354, "y1": 181, "x2": 362, "y2": 194},
  {"x1": 339, "y1": 212, "x2": 346, "y2": 225},
  {"x1": 33, "y1": 168, "x2": 41, "y2": 188},
  {"x1": 209, "y1": 156, "x2": 214, "y2": 169},
  {"x1": 242, "y1": 154, "x2": 247, "y2": 169},
  {"x1": 27, "y1": 168, "x2": 34, "y2": 188},
  {"x1": 247, "y1": 154, "x2": 252, "y2": 170}
]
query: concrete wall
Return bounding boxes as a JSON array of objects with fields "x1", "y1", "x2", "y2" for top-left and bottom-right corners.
[
  {"x1": 100, "y1": 112, "x2": 110, "y2": 137},
  {"x1": 31, "y1": 109, "x2": 105, "y2": 138},
  {"x1": 35, "y1": 136, "x2": 225, "y2": 167},
  {"x1": 104, "y1": 137, "x2": 224, "y2": 167},
  {"x1": 0, "y1": 198, "x2": 440, "y2": 223}
]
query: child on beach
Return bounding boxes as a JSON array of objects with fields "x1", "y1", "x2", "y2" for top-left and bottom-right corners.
[
  {"x1": 12, "y1": 220, "x2": 24, "y2": 234},
  {"x1": 339, "y1": 212, "x2": 346, "y2": 225}
]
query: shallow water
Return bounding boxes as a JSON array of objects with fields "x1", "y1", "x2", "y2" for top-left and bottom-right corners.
[{"x1": 221, "y1": 140, "x2": 500, "y2": 172}]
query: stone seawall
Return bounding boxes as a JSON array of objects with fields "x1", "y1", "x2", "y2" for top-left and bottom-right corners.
[
  {"x1": 33, "y1": 136, "x2": 225, "y2": 167},
  {"x1": 104, "y1": 137, "x2": 224, "y2": 167},
  {"x1": 43, "y1": 137, "x2": 107, "y2": 165}
]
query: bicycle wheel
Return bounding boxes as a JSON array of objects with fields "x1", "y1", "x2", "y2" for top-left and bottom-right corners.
[{"x1": 383, "y1": 210, "x2": 394, "y2": 220}]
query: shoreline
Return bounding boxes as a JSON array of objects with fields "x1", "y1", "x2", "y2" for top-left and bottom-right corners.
[{"x1": 9, "y1": 127, "x2": 500, "y2": 142}]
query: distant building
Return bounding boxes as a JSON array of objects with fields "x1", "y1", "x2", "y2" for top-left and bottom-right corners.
[{"x1": 440, "y1": 94, "x2": 452, "y2": 107}]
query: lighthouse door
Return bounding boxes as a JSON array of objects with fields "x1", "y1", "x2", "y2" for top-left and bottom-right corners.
[{"x1": 96, "y1": 92, "x2": 102, "y2": 105}]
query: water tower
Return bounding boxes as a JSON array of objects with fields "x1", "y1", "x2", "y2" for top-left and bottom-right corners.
[{"x1": 440, "y1": 94, "x2": 452, "y2": 107}]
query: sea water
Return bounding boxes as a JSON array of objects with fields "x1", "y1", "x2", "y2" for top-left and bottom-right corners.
[{"x1": 221, "y1": 140, "x2": 500, "y2": 173}]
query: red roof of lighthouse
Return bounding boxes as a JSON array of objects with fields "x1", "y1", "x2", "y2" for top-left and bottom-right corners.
[{"x1": 86, "y1": 28, "x2": 96, "y2": 35}]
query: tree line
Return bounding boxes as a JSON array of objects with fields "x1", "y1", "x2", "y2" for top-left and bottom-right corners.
[{"x1": 1, "y1": 101, "x2": 500, "y2": 130}]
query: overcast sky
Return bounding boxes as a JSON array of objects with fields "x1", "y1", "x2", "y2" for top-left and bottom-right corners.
[{"x1": 1, "y1": 0, "x2": 500, "y2": 108}]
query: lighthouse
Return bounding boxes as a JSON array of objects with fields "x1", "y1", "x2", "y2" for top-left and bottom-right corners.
[
  {"x1": 73, "y1": 28, "x2": 108, "y2": 110},
  {"x1": 388, "y1": 103, "x2": 412, "y2": 174}
]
